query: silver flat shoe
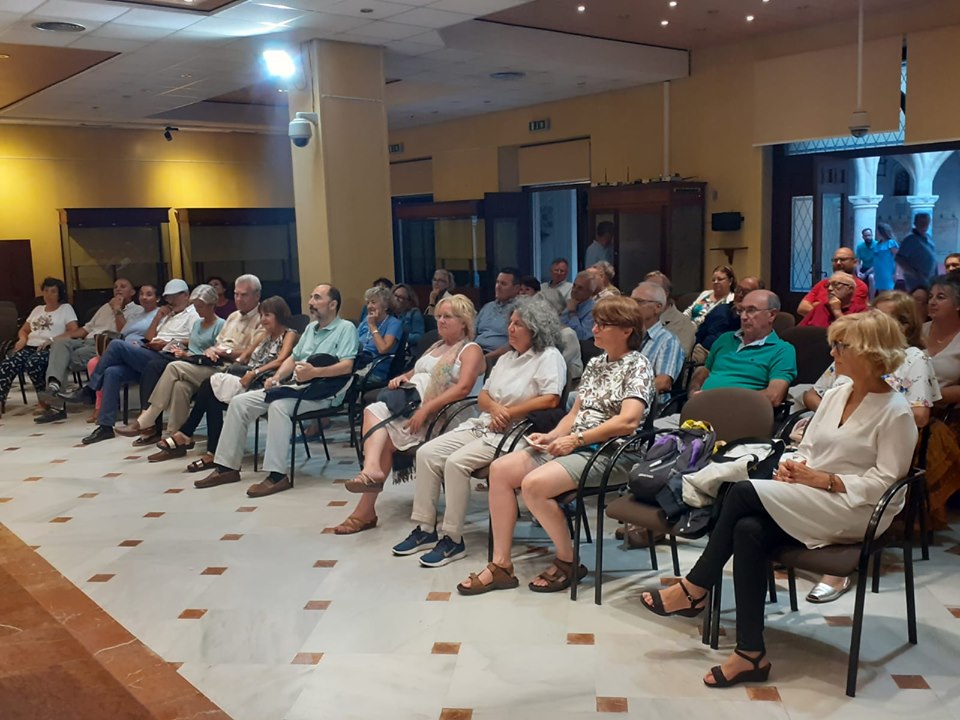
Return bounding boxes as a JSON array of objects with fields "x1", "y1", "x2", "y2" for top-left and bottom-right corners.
[{"x1": 806, "y1": 577, "x2": 852, "y2": 604}]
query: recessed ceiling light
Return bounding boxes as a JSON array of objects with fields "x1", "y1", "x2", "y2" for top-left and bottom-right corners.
[
  {"x1": 277, "y1": 88, "x2": 286, "y2": 92},
  {"x1": 660, "y1": 19, "x2": 669, "y2": 26},
  {"x1": 180, "y1": 73, "x2": 192, "y2": 78},
  {"x1": 0, "y1": 54, "x2": 10, "y2": 60},
  {"x1": 32, "y1": 21, "x2": 86, "y2": 32},
  {"x1": 577, "y1": 4, "x2": 585, "y2": 12},
  {"x1": 490, "y1": 71, "x2": 525, "y2": 80},
  {"x1": 669, "y1": 1, "x2": 677, "y2": 6},
  {"x1": 746, "y1": 14, "x2": 754, "y2": 21},
  {"x1": 184, "y1": 0, "x2": 194, "y2": 4},
  {"x1": 263, "y1": 49, "x2": 295, "y2": 78}
]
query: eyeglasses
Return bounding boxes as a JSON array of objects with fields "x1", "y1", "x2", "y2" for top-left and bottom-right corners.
[
  {"x1": 737, "y1": 306, "x2": 772, "y2": 317},
  {"x1": 633, "y1": 298, "x2": 659, "y2": 306},
  {"x1": 830, "y1": 340, "x2": 848, "y2": 353},
  {"x1": 828, "y1": 281, "x2": 855, "y2": 290},
  {"x1": 832, "y1": 256, "x2": 851, "y2": 262}
]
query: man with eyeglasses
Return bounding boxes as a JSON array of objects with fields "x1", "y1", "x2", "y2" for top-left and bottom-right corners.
[
  {"x1": 691, "y1": 276, "x2": 763, "y2": 364},
  {"x1": 630, "y1": 282, "x2": 684, "y2": 404},
  {"x1": 798, "y1": 273, "x2": 860, "y2": 328},
  {"x1": 688, "y1": 290, "x2": 797, "y2": 407},
  {"x1": 797, "y1": 247, "x2": 868, "y2": 318}
]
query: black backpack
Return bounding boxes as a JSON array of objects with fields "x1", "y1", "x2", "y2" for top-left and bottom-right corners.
[{"x1": 627, "y1": 421, "x2": 718, "y2": 501}]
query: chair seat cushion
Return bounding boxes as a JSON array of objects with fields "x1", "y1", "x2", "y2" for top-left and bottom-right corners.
[
  {"x1": 605, "y1": 494, "x2": 671, "y2": 533},
  {"x1": 773, "y1": 543, "x2": 862, "y2": 577}
]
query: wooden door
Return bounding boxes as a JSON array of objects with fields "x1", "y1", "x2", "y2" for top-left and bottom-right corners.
[{"x1": 0, "y1": 240, "x2": 36, "y2": 319}]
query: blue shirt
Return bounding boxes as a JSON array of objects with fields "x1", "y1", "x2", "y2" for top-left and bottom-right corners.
[
  {"x1": 358, "y1": 314, "x2": 402, "y2": 356},
  {"x1": 642, "y1": 321, "x2": 684, "y2": 404},
  {"x1": 695, "y1": 303, "x2": 740, "y2": 351},
  {"x1": 475, "y1": 300, "x2": 515, "y2": 352},
  {"x1": 872, "y1": 238, "x2": 899, "y2": 292},
  {"x1": 398, "y1": 308, "x2": 425, "y2": 347},
  {"x1": 561, "y1": 298, "x2": 596, "y2": 341},
  {"x1": 855, "y1": 240, "x2": 875, "y2": 271},
  {"x1": 585, "y1": 241, "x2": 613, "y2": 268},
  {"x1": 187, "y1": 316, "x2": 225, "y2": 355},
  {"x1": 122, "y1": 308, "x2": 158, "y2": 343}
]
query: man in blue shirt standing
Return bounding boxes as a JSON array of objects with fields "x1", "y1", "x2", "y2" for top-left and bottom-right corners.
[
  {"x1": 584, "y1": 221, "x2": 615, "y2": 268},
  {"x1": 560, "y1": 271, "x2": 598, "y2": 341},
  {"x1": 474, "y1": 268, "x2": 519, "y2": 359},
  {"x1": 897, "y1": 213, "x2": 937, "y2": 292}
]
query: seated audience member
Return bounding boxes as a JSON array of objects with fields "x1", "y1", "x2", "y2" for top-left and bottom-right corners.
[
  {"x1": 394, "y1": 297, "x2": 566, "y2": 565},
  {"x1": 691, "y1": 277, "x2": 763, "y2": 364},
  {"x1": 61, "y1": 279, "x2": 201, "y2": 444},
  {"x1": 426, "y1": 269, "x2": 456, "y2": 317},
  {"x1": 358, "y1": 285, "x2": 402, "y2": 379},
  {"x1": 639, "y1": 311, "x2": 917, "y2": 689},
  {"x1": 946, "y1": 253, "x2": 960, "y2": 274},
  {"x1": 688, "y1": 290, "x2": 797, "y2": 407},
  {"x1": 149, "y1": 296, "x2": 296, "y2": 467},
  {"x1": 912, "y1": 286, "x2": 930, "y2": 321},
  {"x1": 630, "y1": 282, "x2": 684, "y2": 403},
  {"x1": 474, "y1": 268, "x2": 520, "y2": 358},
  {"x1": 85, "y1": 284, "x2": 161, "y2": 424},
  {"x1": 207, "y1": 276, "x2": 236, "y2": 319},
  {"x1": 115, "y1": 275, "x2": 263, "y2": 442},
  {"x1": 0, "y1": 278, "x2": 78, "y2": 414},
  {"x1": 458, "y1": 296, "x2": 655, "y2": 595},
  {"x1": 644, "y1": 271, "x2": 697, "y2": 357},
  {"x1": 798, "y1": 272, "x2": 861, "y2": 328},
  {"x1": 391, "y1": 283, "x2": 424, "y2": 347},
  {"x1": 797, "y1": 247, "x2": 868, "y2": 317},
  {"x1": 684, "y1": 265, "x2": 736, "y2": 327},
  {"x1": 335, "y1": 295, "x2": 484, "y2": 534},
  {"x1": 358, "y1": 277, "x2": 394, "y2": 324},
  {"x1": 918, "y1": 274, "x2": 960, "y2": 528},
  {"x1": 590, "y1": 261, "x2": 620, "y2": 299},
  {"x1": 195, "y1": 284, "x2": 358, "y2": 498},
  {"x1": 540, "y1": 258, "x2": 573, "y2": 313},
  {"x1": 560, "y1": 271, "x2": 598, "y2": 341},
  {"x1": 802, "y1": 290, "x2": 939, "y2": 603},
  {"x1": 517, "y1": 275, "x2": 541, "y2": 297},
  {"x1": 38, "y1": 278, "x2": 141, "y2": 414}
]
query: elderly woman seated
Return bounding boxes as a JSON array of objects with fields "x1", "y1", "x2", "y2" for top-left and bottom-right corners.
[
  {"x1": 639, "y1": 310, "x2": 917, "y2": 689},
  {"x1": 392, "y1": 296, "x2": 567, "y2": 567},
  {"x1": 357, "y1": 285, "x2": 403, "y2": 380},
  {"x1": 334, "y1": 294, "x2": 485, "y2": 535},
  {"x1": 457, "y1": 295, "x2": 655, "y2": 595}
]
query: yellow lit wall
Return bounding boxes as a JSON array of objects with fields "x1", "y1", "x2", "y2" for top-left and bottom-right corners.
[{"x1": 0, "y1": 125, "x2": 294, "y2": 287}]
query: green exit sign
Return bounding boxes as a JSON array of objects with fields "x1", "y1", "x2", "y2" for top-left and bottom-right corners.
[
  {"x1": 528, "y1": 118, "x2": 551, "y2": 132},
  {"x1": 389, "y1": 143, "x2": 404, "y2": 154}
]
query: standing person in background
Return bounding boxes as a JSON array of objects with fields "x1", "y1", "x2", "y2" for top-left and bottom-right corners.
[
  {"x1": 540, "y1": 258, "x2": 572, "y2": 313},
  {"x1": 207, "y1": 277, "x2": 236, "y2": 320},
  {"x1": 897, "y1": 213, "x2": 937, "y2": 293},
  {"x1": 426, "y1": 269, "x2": 456, "y2": 317},
  {"x1": 872, "y1": 222, "x2": 899, "y2": 293},
  {"x1": 855, "y1": 228, "x2": 875, "y2": 297},
  {"x1": 584, "y1": 221, "x2": 615, "y2": 268}
]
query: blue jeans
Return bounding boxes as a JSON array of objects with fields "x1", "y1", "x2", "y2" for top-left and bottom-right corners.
[{"x1": 90, "y1": 342, "x2": 161, "y2": 428}]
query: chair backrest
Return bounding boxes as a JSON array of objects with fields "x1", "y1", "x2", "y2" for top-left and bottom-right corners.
[
  {"x1": 423, "y1": 313, "x2": 437, "y2": 333},
  {"x1": 0, "y1": 301, "x2": 19, "y2": 341},
  {"x1": 384, "y1": 327, "x2": 409, "y2": 379},
  {"x1": 779, "y1": 326, "x2": 831, "y2": 384},
  {"x1": 680, "y1": 387, "x2": 774, "y2": 442},
  {"x1": 773, "y1": 312, "x2": 796, "y2": 334},
  {"x1": 414, "y1": 329, "x2": 439, "y2": 359},
  {"x1": 288, "y1": 314, "x2": 310, "y2": 335},
  {"x1": 579, "y1": 338, "x2": 603, "y2": 365},
  {"x1": 676, "y1": 291, "x2": 701, "y2": 313}
]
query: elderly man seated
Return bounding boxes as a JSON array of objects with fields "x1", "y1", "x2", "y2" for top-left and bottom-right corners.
[
  {"x1": 590, "y1": 261, "x2": 620, "y2": 299},
  {"x1": 797, "y1": 247, "x2": 868, "y2": 317},
  {"x1": 194, "y1": 284, "x2": 358, "y2": 498},
  {"x1": 688, "y1": 290, "x2": 797, "y2": 407},
  {"x1": 643, "y1": 271, "x2": 696, "y2": 358},
  {"x1": 37, "y1": 278, "x2": 142, "y2": 421},
  {"x1": 560, "y1": 271, "x2": 598, "y2": 341},
  {"x1": 799, "y1": 272, "x2": 860, "y2": 328},
  {"x1": 630, "y1": 281, "x2": 684, "y2": 403},
  {"x1": 114, "y1": 274, "x2": 264, "y2": 444},
  {"x1": 474, "y1": 268, "x2": 520, "y2": 359}
]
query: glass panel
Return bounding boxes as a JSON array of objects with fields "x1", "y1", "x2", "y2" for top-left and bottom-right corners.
[
  {"x1": 533, "y1": 189, "x2": 578, "y2": 278},
  {"x1": 820, "y1": 193, "x2": 843, "y2": 281},
  {"x1": 617, "y1": 211, "x2": 661, "y2": 294},
  {"x1": 68, "y1": 225, "x2": 168, "y2": 290},
  {"x1": 395, "y1": 218, "x2": 436, "y2": 285},
  {"x1": 492, "y1": 217, "x2": 519, "y2": 272},
  {"x1": 669, "y1": 204, "x2": 705, "y2": 297},
  {"x1": 436, "y1": 217, "x2": 485, "y2": 288},
  {"x1": 790, "y1": 195, "x2": 814, "y2": 292}
]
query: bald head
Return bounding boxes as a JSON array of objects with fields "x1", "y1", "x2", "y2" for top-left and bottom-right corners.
[{"x1": 832, "y1": 247, "x2": 857, "y2": 275}]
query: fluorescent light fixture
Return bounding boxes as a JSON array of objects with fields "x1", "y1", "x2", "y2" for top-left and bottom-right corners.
[{"x1": 263, "y1": 49, "x2": 295, "y2": 79}]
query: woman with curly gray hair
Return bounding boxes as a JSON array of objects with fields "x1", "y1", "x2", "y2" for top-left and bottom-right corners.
[
  {"x1": 359, "y1": 285, "x2": 403, "y2": 380},
  {"x1": 392, "y1": 296, "x2": 568, "y2": 568}
]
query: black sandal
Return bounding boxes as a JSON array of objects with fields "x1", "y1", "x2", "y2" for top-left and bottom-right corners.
[
  {"x1": 640, "y1": 579, "x2": 707, "y2": 618},
  {"x1": 704, "y1": 649, "x2": 772, "y2": 688}
]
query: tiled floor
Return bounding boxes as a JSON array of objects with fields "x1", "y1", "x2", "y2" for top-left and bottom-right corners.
[{"x1": 1, "y1": 397, "x2": 959, "y2": 720}]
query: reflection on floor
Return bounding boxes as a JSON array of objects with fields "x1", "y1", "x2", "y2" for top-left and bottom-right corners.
[{"x1": 0, "y1": 397, "x2": 958, "y2": 720}]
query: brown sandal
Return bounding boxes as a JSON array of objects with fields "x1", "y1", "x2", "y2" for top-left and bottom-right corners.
[
  {"x1": 344, "y1": 472, "x2": 385, "y2": 494},
  {"x1": 457, "y1": 562, "x2": 520, "y2": 596},
  {"x1": 333, "y1": 515, "x2": 378, "y2": 535},
  {"x1": 528, "y1": 558, "x2": 587, "y2": 593}
]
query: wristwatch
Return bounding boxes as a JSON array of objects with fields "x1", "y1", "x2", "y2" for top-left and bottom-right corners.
[
  {"x1": 575, "y1": 431, "x2": 585, "y2": 446},
  {"x1": 826, "y1": 473, "x2": 836, "y2": 493}
]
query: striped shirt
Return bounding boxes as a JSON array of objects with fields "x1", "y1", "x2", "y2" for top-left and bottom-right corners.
[{"x1": 642, "y1": 321, "x2": 684, "y2": 405}]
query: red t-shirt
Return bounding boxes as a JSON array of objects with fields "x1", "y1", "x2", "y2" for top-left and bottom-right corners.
[
  {"x1": 801, "y1": 277, "x2": 869, "y2": 314},
  {"x1": 798, "y1": 302, "x2": 858, "y2": 328}
]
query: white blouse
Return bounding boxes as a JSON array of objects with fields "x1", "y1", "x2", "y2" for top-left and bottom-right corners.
[
  {"x1": 812, "y1": 345, "x2": 941, "y2": 408},
  {"x1": 922, "y1": 321, "x2": 960, "y2": 390},
  {"x1": 753, "y1": 384, "x2": 917, "y2": 548},
  {"x1": 25, "y1": 304, "x2": 78, "y2": 347}
]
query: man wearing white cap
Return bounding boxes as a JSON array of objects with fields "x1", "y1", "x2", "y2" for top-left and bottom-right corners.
[{"x1": 62, "y1": 279, "x2": 201, "y2": 444}]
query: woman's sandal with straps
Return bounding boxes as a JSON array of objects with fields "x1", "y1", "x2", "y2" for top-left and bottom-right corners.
[
  {"x1": 704, "y1": 649, "x2": 772, "y2": 688},
  {"x1": 344, "y1": 472, "x2": 385, "y2": 494},
  {"x1": 333, "y1": 515, "x2": 378, "y2": 535},
  {"x1": 528, "y1": 558, "x2": 588, "y2": 593},
  {"x1": 457, "y1": 562, "x2": 519, "y2": 595},
  {"x1": 640, "y1": 579, "x2": 708, "y2": 618}
]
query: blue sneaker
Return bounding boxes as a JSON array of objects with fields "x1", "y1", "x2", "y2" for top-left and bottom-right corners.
[
  {"x1": 392, "y1": 525, "x2": 438, "y2": 556},
  {"x1": 419, "y1": 535, "x2": 466, "y2": 567}
]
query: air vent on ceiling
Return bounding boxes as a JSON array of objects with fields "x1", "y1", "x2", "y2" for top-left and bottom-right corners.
[{"x1": 32, "y1": 21, "x2": 86, "y2": 32}]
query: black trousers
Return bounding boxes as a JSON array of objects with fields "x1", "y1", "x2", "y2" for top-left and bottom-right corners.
[
  {"x1": 178, "y1": 378, "x2": 226, "y2": 454},
  {"x1": 687, "y1": 481, "x2": 802, "y2": 652}
]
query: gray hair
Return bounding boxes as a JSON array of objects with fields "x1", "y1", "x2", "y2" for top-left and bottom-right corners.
[
  {"x1": 575, "y1": 270, "x2": 598, "y2": 293},
  {"x1": 513, "y1": 296, "x2": 562, "y2": 354},
  {"x1": 364, "y1": 285, "x2": 393, "y2": 310},
  {"x1": 190, "y1": 283, "x2": 218, "y2": 305},
  {"x1": 644, "y1": 270, "x2": 672, "y2": 295},
  {"x1": 592, "y1": 260, "x2": 615, "y2": 281},
  {"x1": 433, "y1": 268, "x2": 456, "y2": 288},
  {"x1": 235, "y1": 274, "x2": 261, "y2": 294},
  {"x1": 751, "y1": 289, "x2": 781, "y2": 312},
  {"x1": 633, "y1": 282, "x2": 667, "y2": 307}
]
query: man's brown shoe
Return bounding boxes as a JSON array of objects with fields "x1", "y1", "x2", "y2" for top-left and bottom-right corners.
[
  {"x1": 246, "y1": 476, "x2": 292, "y2": 498},
  {"x1": 194, "y1": 468, "x2": 241, "y2": 489}
]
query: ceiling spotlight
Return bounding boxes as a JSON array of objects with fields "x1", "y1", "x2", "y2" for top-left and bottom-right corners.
[
  {"x1": 262, "y1": 49, "x2": 295, "y2": 79},
  {"x1": 669, "y1": 1, "x2": 677, "y2": 6},
  {"x1": 746, "y1": 14, "x2": 755, "y2": 21},
  {"x1": 577, "y1": 4, "x2": 585, "y2": 11},
  {"x1": 660, "y1": 19, "x2": 669, "y2": 26},
  {"x1": 163, "y1": 126, "x2": 178, "y2": 142}
]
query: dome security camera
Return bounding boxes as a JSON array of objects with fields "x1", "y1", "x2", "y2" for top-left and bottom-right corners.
[
  {"x1": 289, "y1": 112, "x2": 318, "y2": 148},
  {"x1": 849, "y1": 110, "x2": 871, "y2": 139}
]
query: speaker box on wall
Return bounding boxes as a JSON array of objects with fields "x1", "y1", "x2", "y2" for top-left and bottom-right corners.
[{"x1": 711, "y1": 212, "x2": 743, "y2": 232}]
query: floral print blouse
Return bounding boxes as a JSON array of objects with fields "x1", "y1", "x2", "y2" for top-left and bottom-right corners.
[
  {"x1": 683, "y1": 290, "x2": 734, "y2": 327},
  {"x1": 813, "y1": 345, "x2": 941, "y2": 408},
  {"x1": 572, "y1": 351, "x2": 656, "y2": 434}
]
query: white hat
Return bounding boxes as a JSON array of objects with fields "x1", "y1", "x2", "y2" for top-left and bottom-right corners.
[{"x1": 162, "y1": 279, "x2": 189, "y2": 296}]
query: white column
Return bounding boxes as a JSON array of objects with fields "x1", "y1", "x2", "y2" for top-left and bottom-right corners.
[
  {"x1": 906, "y1": 195, "x2": 939, "y2": 230},
  {"x1": 853, "y1": 156, "x2": 881, "y2": 196},
  {"x1": 849, "y1": 194, "x2": 883, "y2": 244},
  {"x1": 895, "y1": 151, "x2": 954, "y2": 233}
]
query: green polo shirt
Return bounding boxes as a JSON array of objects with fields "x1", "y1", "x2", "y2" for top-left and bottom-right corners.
[
  {"x1": 292, "y1": 316, "x2": 360, "y2": 363},
  {"x1": 702, "y1": 330, "x2": 797, "y2": 392}
]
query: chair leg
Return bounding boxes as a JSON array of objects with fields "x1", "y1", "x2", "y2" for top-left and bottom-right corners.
[
  {"x1": 19, "y1": 371, "x2": 27, "y2": 404},
  {"x1": 563, "y1": 506, "x2": 575, "y2": 539},
  {"x1": 787, "y1": 569, "x2": 798, "y2": 612},
  {"x1": 570, "y1": 497, "x2": 583, "y2": 601},
  {"x1": 701, "y1": 591, "x2": 712, "y2": 646},
  {"x1": 710, "y1": 581, "x2": 722, "y2": 649},
  {"x1": 871, "y1": 552, "x2": 882, "y2": 594},
  {"x1": 487, "y1": 513, "x2": 494, "y2": 562},
  {"x1": 122, "y1": 384, "x2": 129, "y2": 424},
  {"x1": 289, "y1": 419, "x2": 298, "y2": 486},
  {"x1": 254, "y1": 417, "x2": 261, "y2": 472},
  {"x1": 846, "y1": 567, "x2": 871, "y2": 697},
  {"x1": 316, "y1": 420, "x2": 330, "y2": 461},
  {"x1": 595, "y1": 496, "x2": 607, "y2": 605},
  {"x1": 904, "y1": 541, "x2": 918, "y2": 644},
  {"x1": 767, "y1": 564, "x2": 778, "y2": 604},
  {"x1": 919, "y1": 483, "x2": 931, "y2": 561},
  {"x1": 580, "y1": 503, "x2": 592, "y2": 545},
  {"x1": 669, "y1": 535, "x2": 680, "y2": 577},
  {"x1": 647, "y1": 531, "x2": 659, "y2": 572}
]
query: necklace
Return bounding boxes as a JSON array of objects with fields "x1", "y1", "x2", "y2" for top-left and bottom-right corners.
[{"x1": 927, "y1": 326, "x2": 958, "y2": 353}]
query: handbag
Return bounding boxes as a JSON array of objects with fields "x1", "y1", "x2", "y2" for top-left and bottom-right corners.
[
  {"x1": 96, "y1": 331, "x2": 121, "y2": 356},
  {"x1": 210, "y1": 372, "x2": 246, "y2": 404},
  {"x1": 263, "y1": 353, "x2": 349, "y2": 403},
  {"x1": 377, "y1": 382, "x2": 420, "y2": 417}
]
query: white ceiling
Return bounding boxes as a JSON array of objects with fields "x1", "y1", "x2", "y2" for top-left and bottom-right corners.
[{"x1": 0, "y1": 0, "x2": 690, "y2": 131}]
